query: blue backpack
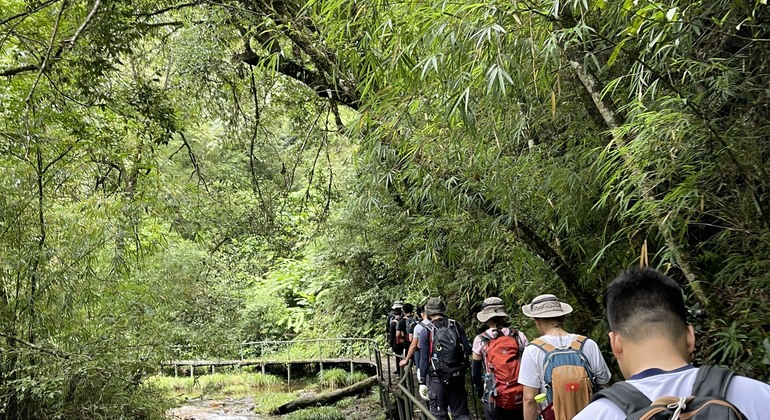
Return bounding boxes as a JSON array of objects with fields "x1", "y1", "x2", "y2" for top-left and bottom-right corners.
[{"x1": 530, "y1": 335, "x2": 597, "y2": 420}]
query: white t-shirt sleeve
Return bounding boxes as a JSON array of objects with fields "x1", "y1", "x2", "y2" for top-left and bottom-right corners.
[
  {"x1": 582, "y1": 338, "x2": 611, "y2": 385},
  {"x1": 517, "y1": 331, "x2": 529, "y2": 347},
  {"x1": 471, "y1": 335, "x2": 483, "y2": 356},
  {"x1": 726, "y1": 375, "x2": 770, "y2": 419},
  {"x1": 573, "y1": 398, "x2": 625, "y2": 420},
  {"x1": 518, "y1": 344, "x2": 543, "y2": 389}
]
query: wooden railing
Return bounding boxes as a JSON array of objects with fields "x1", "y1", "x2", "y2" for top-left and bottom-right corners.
[{"x1": 164, "y1": 337, "x2": 438, "y2": 420}]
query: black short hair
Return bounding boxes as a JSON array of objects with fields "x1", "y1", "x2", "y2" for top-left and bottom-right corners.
[
  {"x1": 604, "y1": 267, "x2": 688, "y2": 342},
  {"x1": 403, "y1": 303, "x2": 414, "y2": 313},
  {"x1": 416, "y1": 305, "x2": 424, "y2": 316}
]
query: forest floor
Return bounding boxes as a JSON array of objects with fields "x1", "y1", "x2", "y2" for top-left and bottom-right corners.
[{"x1": 166, "y1": 393, "x2": 383, "y2": 419}]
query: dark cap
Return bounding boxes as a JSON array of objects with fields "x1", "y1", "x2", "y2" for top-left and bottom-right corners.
[{"x1": 424, "y1": 298, "x2": 447, "y2": 316}]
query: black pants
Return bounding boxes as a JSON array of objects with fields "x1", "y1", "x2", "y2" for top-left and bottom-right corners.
[
  {"x1": 426, "y1": 374, "x2": 471, "y2": 420},
  {"x1": 483, "y1": 402, "x2": 524, "y2": 420}
]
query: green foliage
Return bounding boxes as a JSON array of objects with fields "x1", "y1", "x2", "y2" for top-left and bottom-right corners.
[
  {"x1": 252, "y1": 391, "x2": 300, "y2": 415},
  {"x1": 149, "y1": 372, "x2": 283, "y2": 399},
  {"x1": 316, "y1": 368, "x2": 367, "y2": 389},
  {"x1": 284, "y1": 406, "x2": 346, "y2": 420},
  {"x1": 317, "y1": 368, "x2": 348, "y2": 389},
  {"x1": 2, "y1": 1, "x2": 770, "y2": 418}
]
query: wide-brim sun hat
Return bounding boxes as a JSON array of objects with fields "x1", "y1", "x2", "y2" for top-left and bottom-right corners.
[
  {"x1": 424, "y1": 298, "x2": 447, "y2": 316},
  {"x1": 392, "y1": 301, "x2": 404, "y2": 310},
  {"x1": 521, "y1": 294, "x2": 573, "y2": 318},
  {"x1": 476, "y1": 297, "x2": 510, "y2": 322}
]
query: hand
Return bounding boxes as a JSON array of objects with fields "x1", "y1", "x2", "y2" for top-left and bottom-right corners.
[
  {"x1": 419, "y1": 384, "x2": 429, "y2": 401},
  {"x1": 399, "y1": 359, "x2": 409, "y2": 367}
]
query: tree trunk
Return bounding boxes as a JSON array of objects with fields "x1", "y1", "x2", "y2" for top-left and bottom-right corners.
[{"x1": 271, "y1": 376, "x2": 378, "y2": 415}]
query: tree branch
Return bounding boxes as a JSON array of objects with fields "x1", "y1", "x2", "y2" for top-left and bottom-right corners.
[
  {"x1": 0, "y1": 332, "x2": 69, "y2": 359},
  {"x1": 1, "y1": 0, "x2": 101, "y2": 80},
  {"x1": 179, "y1": 132, "x2": 209, "y2": 193},
  {"x1": 0, "y1": 0, "x2": 63, "y2": 26},
  {"x1": 137, "y1": 1, "x2": 202, "y2": 17},
  {"x1": 471, "y1": 189, "x2": 601, "y2": 315},
  {"x1": 238, "y1": 50, "x2": 360, "y2": 110}
]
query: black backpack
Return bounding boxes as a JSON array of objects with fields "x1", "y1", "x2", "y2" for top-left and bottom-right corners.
[
  {"x1": 592, "y1": 365, "x2": 747, "y2": 419},
  {"x1": 405, "y1": 316, "x2": 417, "y2": 335},
  {"x1": 428, "y1": 319, "x2": 467, "y2": 382}
]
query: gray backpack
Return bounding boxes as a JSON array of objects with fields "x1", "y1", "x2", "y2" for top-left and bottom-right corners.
[{"x1": 592, "y1": 366, "x2": 747, "y2": 419}]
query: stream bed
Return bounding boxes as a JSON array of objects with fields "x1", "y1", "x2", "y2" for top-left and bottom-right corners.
[{"x1": 167, "y1": 397, "x2": 263, "y2": 420}]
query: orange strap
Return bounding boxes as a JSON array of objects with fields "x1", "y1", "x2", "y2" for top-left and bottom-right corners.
[{"x1": 532, "y1": 335, "x2": 587, "y2": 352}]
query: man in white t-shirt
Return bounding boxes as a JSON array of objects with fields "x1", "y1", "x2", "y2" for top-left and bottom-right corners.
[
  {"x1": 518, "y1": 294, "x2": 611, "y2": 420},
  {"x1": 574, "y1": 267, "x2": 770, "y2": 419}
]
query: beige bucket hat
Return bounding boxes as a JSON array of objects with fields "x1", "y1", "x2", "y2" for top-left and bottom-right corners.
[
  {"x1": 476, "y1": 297, "x2": 510, "y2": 322},
  {"x1": 521, "y1": 294, "x2": 573, "y2": 318}
]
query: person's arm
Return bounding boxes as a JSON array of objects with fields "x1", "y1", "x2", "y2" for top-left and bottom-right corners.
[
  {"x1": 470, "y1": 335, "x2": 484, "y2": 396},
  {"x1": 418, "y1": 327, "x2": 430, "y2": 381},
  {"x1": 471, "y1": 358, "x2": 483, "y2": 398},
  {"x1": 518, "y1": 345, "x2": 544, "y2": 420},
  {"x1": 585, "y1": 339, "x2": 612, "y2": 386},
  {"x1": 400, "y1": 338, "x2": 419, "y2": 366},
  {"x1": 456, "y1": 322, "x2": 472, "y2": 357},
  {"x1": 523, "y1": 385, "x2": 540, "y2": 420}
]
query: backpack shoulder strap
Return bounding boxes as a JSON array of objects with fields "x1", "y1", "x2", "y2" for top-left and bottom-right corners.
[
  {"x1": 531, "y1": 338, "x2": 556, "y2": 353},
  {"x1": 591, "y1": 382, "x2": 652, "y2": 415},
  {"x1": 691, "y1": 365, "x2": 735, "y2": 398},
  {"x1": 570, "y1": 335, "x2": 588, "y2": 351}
]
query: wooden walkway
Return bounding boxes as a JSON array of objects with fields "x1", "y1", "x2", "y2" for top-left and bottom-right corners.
[{"x1": 164, "y1": 357, "x2": 376, "y2": 368}]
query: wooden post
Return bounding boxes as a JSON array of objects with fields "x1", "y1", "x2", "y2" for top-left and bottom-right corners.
[
  {"x1": 261, "y1": 342, "x2": 266, "y2": 374},
  {"x1": 287, "y1": 345, "x2": 292, "y2": 390},
  {"x1": 318, "y1": 341, "x2": 324, "y2": 377},
  {"x1": 174, "y1": 364, "x2": 178, "y2": 378},
  {"x1": 238, "y1": 344, "x2": 243, "y2": 374},
  {"x1": 349, "y1": 342, "x2": 354, "y2": 376},
  {"x1": 190, "y1": 365, "x2": 194, "y2": 380}
]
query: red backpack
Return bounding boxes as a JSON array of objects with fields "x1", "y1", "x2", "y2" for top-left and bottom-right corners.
[{"x1": 480, "y1": 330, "x2": 524, "y2": 410}]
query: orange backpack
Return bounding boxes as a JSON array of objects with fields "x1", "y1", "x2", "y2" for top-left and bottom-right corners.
[{"x1": 480, "y1": 330, "x2": 524, "y2": 410}]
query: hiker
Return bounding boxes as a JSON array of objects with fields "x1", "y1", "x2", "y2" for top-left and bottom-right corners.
[
  {"x1": 417, "y1": 298, "x2": 472, "y2": 420},
  {"x1": 399, "y1": 305, "x2": 429, "y2": 380},
  {"x1": 471, "y1": 297, "x2": 529, "y2": 420},
  {"x1": 574, "y1": 267, "x2": 770, "y2": 419},
  {"x1": 519, "y1": 294, "x2": 611, "y2": 420},
  {"x1": 387, "y1": 301, "x2": 403, "y2": 354},
  {"x1": 396, "y1": 303, "x2": 416, "y2": 357}
]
